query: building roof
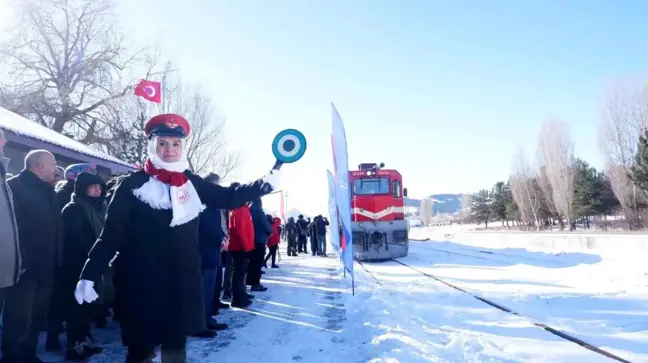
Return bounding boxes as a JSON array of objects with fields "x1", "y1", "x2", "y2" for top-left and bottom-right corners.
[{"x1": 0, "y1": 107, "x2": 135, "y2": 173}]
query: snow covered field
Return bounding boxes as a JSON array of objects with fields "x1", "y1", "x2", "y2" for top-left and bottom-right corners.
[{"x1": 25, "y1": 228, "x2": 648, "y2": 362}]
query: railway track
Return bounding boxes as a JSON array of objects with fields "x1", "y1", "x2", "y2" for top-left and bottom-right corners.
[
  {"x1": 410, "y1": 241, "x2": 573, "y2": 268},
  {"x1": 357, "y1": 258, "x2": 632, "y2": 363}
]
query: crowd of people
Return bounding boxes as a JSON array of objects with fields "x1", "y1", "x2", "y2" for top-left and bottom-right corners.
[{"x1": 0, "y1": 113, "x2": 330, "y2": 363}]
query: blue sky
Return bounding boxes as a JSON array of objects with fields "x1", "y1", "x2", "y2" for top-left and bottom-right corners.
[{"x1": 4, "y1": 0, "x2": 648, "y2": 215}]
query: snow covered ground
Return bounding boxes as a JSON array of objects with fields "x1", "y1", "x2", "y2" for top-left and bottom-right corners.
[{"x1": 23, "y1": 229, "x2": 648, "y2": 362}]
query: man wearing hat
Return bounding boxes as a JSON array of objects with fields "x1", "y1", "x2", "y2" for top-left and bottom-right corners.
[{"x1": 73, "y1": 114, "x2": 280, "y2": 363}]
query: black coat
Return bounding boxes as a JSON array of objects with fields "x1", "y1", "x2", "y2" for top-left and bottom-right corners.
[
  {"x1": 55, "y1": 179, "x2": 74, "y2": 211},
  {"x1": 60, "y1": 194, "x2": 105, "y2": 314},
  {"x1": 80, "y1": 170, "x2": 269, "y2": 346},
  {"x1": 314, "y1": 217, "x2": 330, "y2": 235},
  {"x1": 198, "y1": 206, "x2": 225, "y2": 270},
  {"x1": 250, "y1": 199, "x2": 273, "y2": 245},
  {"x1": 7, "y1": 170, "x2": 62, "y2": 279}
]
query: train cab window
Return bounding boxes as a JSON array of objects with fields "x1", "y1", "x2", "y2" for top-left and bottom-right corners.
[
  {"x1": 393, "y1": 180, "x2": 401, "y2": 198},
  {"x1": 353, "y1": 177, "x2": 389, "y2": 195}
]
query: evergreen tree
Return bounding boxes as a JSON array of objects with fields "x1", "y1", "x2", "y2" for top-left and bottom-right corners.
[
  {"x1": 490, "y1": 181, "x2": 508, "y2": 225},
  {"x1": 595, "y1": 172, "x2": 620, "y2": 216},
  {"x1": 504, "y1": 180, "x2": 519, "y2": 225},
  {"x1": 572, "y1": 158, "x2": 601, "y2": 223},
  {"x1": 630, "y1": 128, "x2": 648, "y2": 194},
  {"x1": 471, "y1": 189, "x2": 492, "y2": 228}
]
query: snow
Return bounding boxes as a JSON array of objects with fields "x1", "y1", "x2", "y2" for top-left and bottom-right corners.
[
  {"x1": 20, "y1": 228, "x2": 648, "y2": 362},
  {"x1": 0, "y1": 107, "x2": 133, "y2": 167}
]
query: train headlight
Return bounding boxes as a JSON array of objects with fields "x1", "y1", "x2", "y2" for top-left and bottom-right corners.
[{"x1": 366, "y1": 170, "x2": 372, "y2": 176}]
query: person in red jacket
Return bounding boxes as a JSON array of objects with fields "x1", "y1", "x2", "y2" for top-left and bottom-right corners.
[
  {"x1": 227, "y1": 187, "x2": 255, "y2": 308},
  {"x1": 264, "y1": 217, "x2": 282, "y2": 268}
]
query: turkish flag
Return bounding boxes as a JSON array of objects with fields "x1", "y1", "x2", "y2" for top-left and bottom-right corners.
[{"x1": 134, "y1": 79, "x2": 162, "y2": 103}]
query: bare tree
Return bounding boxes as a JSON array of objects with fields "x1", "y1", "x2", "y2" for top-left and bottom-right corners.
[
  {"x1": 606, "y1": 164, "x2": 642, "y2": 229},
  {"x1": 418, "y1": 198, "x2": 433, "y2": 226},
  {"x1": 459, "y1": 193, "x2": 473, "y2": 223},
  {"x1": 537, "y1": 120, "x2": 575, "y2": 230},
  {"x1": 510, "y1": 149, "x2": 541, "y2": 230},
  {"x1": 598, "y1": 82, "x2": 648, "y2": 226},
  {"x1": 0, "y1": 0, "x2": 156, "y2": 146},
  {"x1": 162, "y1": 77, "x2": 241, "y2": 178},
  {"x1": 536, "y1": 165, "x2": 557, "y2": 225}
]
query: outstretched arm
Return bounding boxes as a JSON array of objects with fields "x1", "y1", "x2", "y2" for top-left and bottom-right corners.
[{"x1": 192, "y1": 175, "x2": 273, "y2": 210}]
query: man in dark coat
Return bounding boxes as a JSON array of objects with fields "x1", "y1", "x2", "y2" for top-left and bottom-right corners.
[
  {"x1": 60, "y1": 172, "x2": 106, "y2": 360},
  {"x1": 284, "y1": 217, "x2": 299, "y2": 257},
  {"x1": 74, "y1": 114, "x2": 281, "y2": 363},
  {"x1": 309, "y1": 218, "x2": 319, "y2": 255},
  {"x1": 314, "y1": 215, "x2": 330, "y2": 256},
  {"x1": 246, "y1": 197, "x2": 273, "y2": 291},
  {"x1": 3, "y1": 150, "x2": 62, "y2": 363},
  {"x1": 195, "y1": 173, "x2": 228, "y2": 338},
  {"x1": 296, "y1": 215, "x2": 309, "y2": 253}
]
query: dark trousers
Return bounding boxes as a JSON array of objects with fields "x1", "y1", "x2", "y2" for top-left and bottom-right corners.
[
  {"x1": 264, "y1": 245, "x2": 278, "y2": 266},
  {"x1": 0, "y1": 288, "x2": 4, "y2": 317},
  {"x1": 126, "y1": 337, "x2": 186, "y2": 363},
  {"x1": 287, "y1": 237, "x2": 298, "y2": 256},
  {"x1": 310, "y1": 235, "x2": 319, "y2": 255},
  {"x1": 66, "y1": 301, "x2": 96, "y2": 346},
  {"x1": 1, "y1": 276, "x2": 54, "y2": 359},
  {"x1": 202, "y1": 269, "x2": 217, "y2": 319},
  {"x1": 297, "y1": 235, "x2": 307, "y2": 252},
  {"x1": 46, "y1": 270, "x2": 65, "y2": 336},
  {"x1": 246, "y1": 246, "x2": 265, "y2": 286},
  {"x1": 220, "y1": 252, "x2": 233, "y2": 298},
  {"x1": 230, "y1": 251, "x2": 249, "y2": 305}
]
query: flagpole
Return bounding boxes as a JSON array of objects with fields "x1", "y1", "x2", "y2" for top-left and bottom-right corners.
[
  {"x1": 162, "y1": 61, "x2": 172, "y2": 113},
  {"x1": 161, "y1": 73, "x2": 167, "y2": 113}
]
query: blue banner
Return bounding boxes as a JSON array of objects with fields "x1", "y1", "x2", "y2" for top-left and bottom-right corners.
[
  {"x1": 327, "y1": 170, "x2": 341, "y2": 254},
  {"x1": 331, "y1": 103, "x2": 354, "y2": 275}
]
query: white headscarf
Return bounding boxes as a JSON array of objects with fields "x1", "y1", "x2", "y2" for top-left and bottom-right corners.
[{"x1": 132, "y1": 136, "x2": 205, "y2": 226}]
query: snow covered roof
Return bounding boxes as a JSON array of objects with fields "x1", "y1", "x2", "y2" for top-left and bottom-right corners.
[{"x1": 0, "y1": 107, "x2": 134, "y2": 172}]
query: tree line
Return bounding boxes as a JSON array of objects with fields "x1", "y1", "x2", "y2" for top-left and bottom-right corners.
[
  {"x1": 464, "y1": 83, "x2": 648, "y2": 231},
  {"x1": 0, "y1": 0, "x2": 240, "y2": 177}
]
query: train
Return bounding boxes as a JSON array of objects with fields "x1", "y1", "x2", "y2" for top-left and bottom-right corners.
[{"x1": 349, "y1": 162, "x2": 409, "y2": 261}]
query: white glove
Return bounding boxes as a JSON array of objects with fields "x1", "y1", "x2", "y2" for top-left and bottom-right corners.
[
  {"x1": 221, "y1": 238, "x2": 229, "y2": 251},
  {"x1": 74, "y1": 280, "x2": 99, "y2": 304},
  {"x1": 262, "y1": 169, "x2": 281, "y2": 191}
]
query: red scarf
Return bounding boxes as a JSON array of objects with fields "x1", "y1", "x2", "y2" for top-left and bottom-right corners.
[{"x1": 144, "y1": 159, "x2": 188, "y2": 187}]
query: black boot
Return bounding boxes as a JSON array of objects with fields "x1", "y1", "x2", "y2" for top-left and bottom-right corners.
[
  {"x1": 250, "y1": 285, "x2": 267, "y2": 292},
  {"x1": 192, "y1": 330, "x2": 217, "y2": 338},
  {"x1": 65, "y1": 341, "x2": 93, "y2": 361},
  {"x1": 216, "y1": 300, "x2": 230, "y2": 309},
  {"x1": 231, "y1": 299, "x2": 252, "y2": 308},
  {"x1": 207, "y1": 319, "x2": 228, "y2": 331},
  {"x1": 161, "y1": 346, "x2": 187, "y2": 363},
  {"x1": 82, "y1": 336, "x2": 104, "y2": 355},
  {"x1": 45, "y1": 332, "x2": 61, "y2": 352}
]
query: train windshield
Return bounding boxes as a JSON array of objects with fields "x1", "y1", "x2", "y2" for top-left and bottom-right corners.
[{"x1": 353, "y1": 177, "x2": 390, "y2": 195}]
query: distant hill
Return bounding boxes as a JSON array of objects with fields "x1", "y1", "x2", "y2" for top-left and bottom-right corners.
[
  {"x1": 429, "y1": 194, "x2": 463, "y2": 215},
  {"x1": 404, "y1": 198, "x2": 420, "y2": 208},
  {"x1": 405, "y1": 194, "x2": 463, "y2": 215}
]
